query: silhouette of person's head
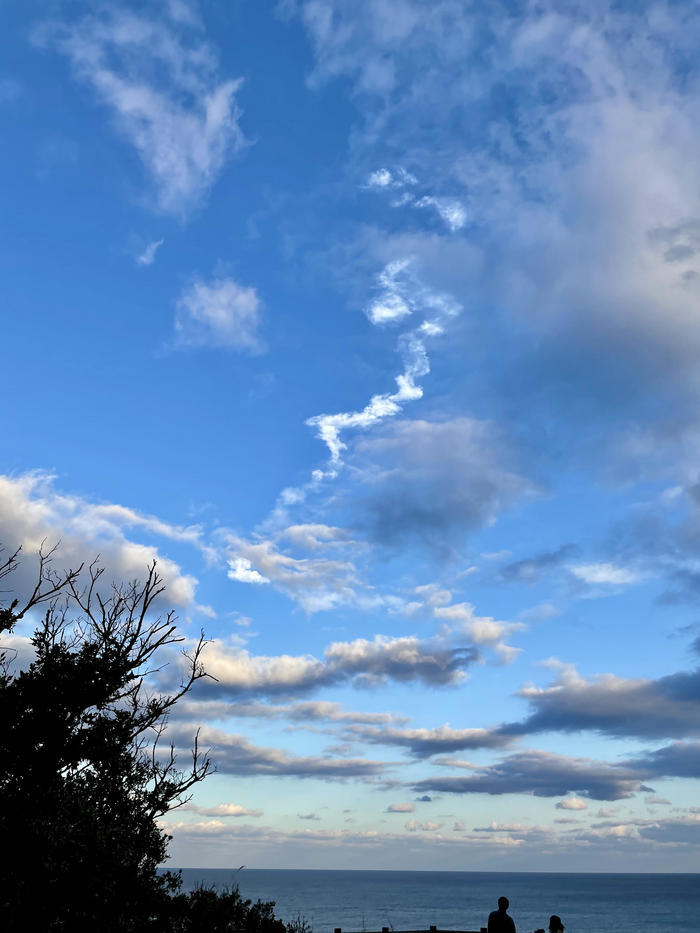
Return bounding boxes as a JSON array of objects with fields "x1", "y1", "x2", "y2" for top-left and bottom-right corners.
[
  {"x1": 498, "y1": 897, "x2": 509, "y2": 912},
  {"x1": 548, "y1": 915, "x2": 563, "y2": 933}
]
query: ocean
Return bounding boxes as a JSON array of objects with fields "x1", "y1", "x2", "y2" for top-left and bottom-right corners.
[{"x1": 175, "y1": 869, "x2": 700, "y2": 933}]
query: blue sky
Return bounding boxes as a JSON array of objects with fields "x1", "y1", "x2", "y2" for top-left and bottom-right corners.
[{"x1": 3, "y1": 0, "x2": 700, "y2": 871}]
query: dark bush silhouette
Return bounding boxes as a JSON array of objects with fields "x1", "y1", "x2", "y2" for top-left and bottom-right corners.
[{"x1": 0, "y1": 546, "x2": 288, "y2": 933}]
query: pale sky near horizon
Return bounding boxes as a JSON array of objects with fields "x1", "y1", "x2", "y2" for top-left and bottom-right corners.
[{"x1": 3, "y1": 0, "x2": 700, "y2": 871}]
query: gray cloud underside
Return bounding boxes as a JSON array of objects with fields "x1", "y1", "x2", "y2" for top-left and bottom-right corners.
[
  {"x1": 351, "y1": 418, "x2": 535, "y2": 553},
  {"x1": 500, "y1": 545, "x2": 578, "y2": 584},
  {"x1": 414, "y1": 750, "x2": 648, "y2": 801},
  {"x1": 169, "y1": 724, "x2": 387, "y2": 779},
  {"x1": 344, "y1": 723, "x2": 513, "y2": 757},
  {"x1": 504, "y1": 665, "x2": 700, "y2": 741},
  {"x1": 192, "y1": 635, "x2": 479, "y2": 699},
  {"x1": 174, "y1": 698, "x2": 409, "y2": 726}
]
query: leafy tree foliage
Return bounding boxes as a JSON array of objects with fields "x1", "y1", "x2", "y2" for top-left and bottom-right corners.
[{"x1": 0, "y1": 547, "x2": 287, "y2": 933}]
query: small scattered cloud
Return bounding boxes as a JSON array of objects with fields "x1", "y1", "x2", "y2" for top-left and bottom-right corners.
[
  {"x1": 191, "y1": 802, "x2": 263, "y2": 818},
  {"x1": 569, "y1": 562, "x2": 641, "y2": 586},
  {"x1": 556, "y1": 797, "x2": 588, "y2": 811},
  {"x1": 173, "y1": 276, "x2": 263, "y2": 352},
  {"x1": 405, "y1": 819, "x2": 442, "y2": 832},
  {"x1": 386, "y1": 802, "x2": 415, "y2": 813},
  {"x1": 136, "y1": 238, "x2": 164, "y2": 266}
]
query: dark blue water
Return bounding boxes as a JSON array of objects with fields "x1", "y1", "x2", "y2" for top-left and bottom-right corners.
[{"x1": 175, "y1": 869, "x2": 700, "y2": 933}]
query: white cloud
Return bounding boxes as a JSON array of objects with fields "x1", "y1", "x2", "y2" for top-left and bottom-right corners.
[
  {"x1": 280, "y1": 524, "x2": 350, "y2": 550},
  {"x1": 223, "y1": 533, "x2": 363, "y2": 612},
  {"x1": 227, "y1": 557, "x2": 269, "y2": 585},
  {"x1": 293, "y1": 0, "x2": 700, "y2": 393},
  {"x1": 434, "y1": 601, "x2": 523, "y2": 648},
  {"x1": 41, "y1": 6, "x2": 244, "y2": 214},
  {"x1": 193, "y1": 630, "x2": 476, "y2": 697},
  {"x1": 556, "y1": 797, "x2": 588, "y2": 811},
  {"x1": 0, "y1": 472, "x2": 197, "y2": 609},
  {"x1": 191, "y1": 802, "x2": 263, "y2": 818},
  {"x1": 307, "y1": 264, "x2": 460, "y2": 475},
  {"x1": 136, "y1": 238, "x2": 164, "y2": 266},
  {"x1": 415, "y1": 196, "x2": 467, "y2": 231},
  {"x1": 569, "y1": 562, "x2": 640, "y2": 586},
  {"x1": 174, "y1": 276, "x2": 263, "y2": 352},
  {"x1": 386, "y1": 802, "x2": 414, "y2": 813}
]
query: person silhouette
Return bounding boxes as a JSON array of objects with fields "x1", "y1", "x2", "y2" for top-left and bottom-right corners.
[
  {"x1": 488, "y1": 896, "x2": 516, "y2": 933},
  {"x1": 548, "y1": 916, "x2": 564, "y2": 933}
]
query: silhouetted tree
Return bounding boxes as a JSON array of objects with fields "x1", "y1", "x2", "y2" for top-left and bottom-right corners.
[{"x1": 0, "y1": 546, "x2": 286, "y2": 933}]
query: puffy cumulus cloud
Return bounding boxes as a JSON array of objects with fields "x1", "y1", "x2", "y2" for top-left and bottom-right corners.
[
  {"x1": 405, "y1": 820, "x2": 442, "y2": 832},
  {"x1": 506, "y1": 660, "x2": 700, "y2": 741},
  {"x1": 323, "y1": 634, "x2": 476, "y2": 688},
  {"x1": 415, "y1": 750, "x2": 646, "y2": 801},
  {"x1": 386, "y1": 802, "x2": 414, "y2": 813},
  {"x1": 433, "y1": 601, "x2": 524, "y2": 662},
  {"x1": 556, "y1": 797, "x2": 588, "y2": 811},
  {"x1": 292, "y1": 0, "x2": 700, "y2": 377},
  {"x1": 351, "y1": 418, "x2": 536, "y2": 553},
  {"x1": 345, "y1": 723, "x2": 512, "y2": 758},
  {"x1": 280, "y1": 524, "x2": 351, "y2": 550},
  {"x1": 38, "y1": 4, "x2": 244, "y2": 215},
  {"x1": 168, "y1": 723, "x2": 386, "y2": 780},
  {"x1": 0, "y1": 472, "x2": 198, "y2": 610},
  {"x1": 173, "y1": 276, "x2": 263, "y2": 353},
  {"x1": 194, "y1": 632, "x2": 477, "y2": 699}
]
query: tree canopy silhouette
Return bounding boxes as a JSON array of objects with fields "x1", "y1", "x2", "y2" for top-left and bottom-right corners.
[{"x1": 0, "y1": 545, "x2": 286, "y2": 933}]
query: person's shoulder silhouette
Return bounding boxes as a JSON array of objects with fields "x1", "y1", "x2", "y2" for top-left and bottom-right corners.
[{"x1": 487, "y1": 896, "x2": 516, "y2": 933}]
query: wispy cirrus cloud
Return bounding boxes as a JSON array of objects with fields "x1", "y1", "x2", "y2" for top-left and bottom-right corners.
[
  {"x1": 136, "y1": 238, "x2": 164, "y2": 266},
  {"x1": 365, "y1": 167, "x2": 466, "y2": 232},
  {"x1": 307, "y1": 261, "x2": 460, "y2": 476},
  {"x1": 39, "y1": 3, "x2": 245, "y2": 215}
]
